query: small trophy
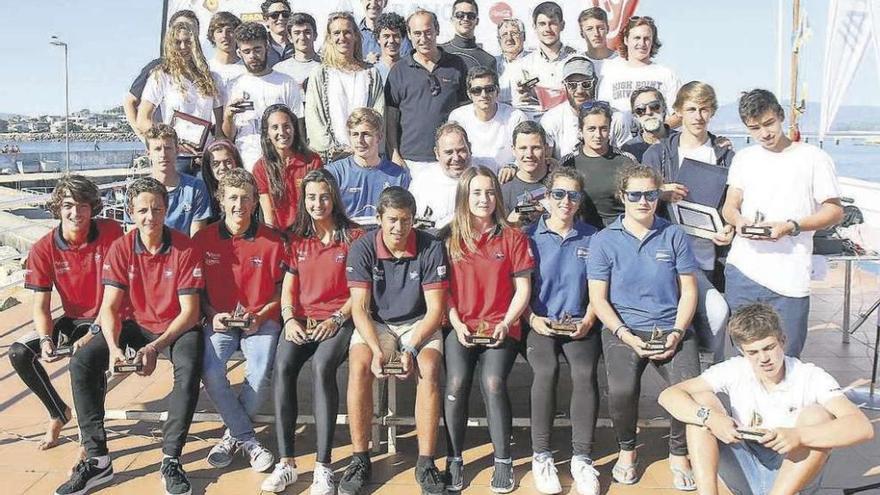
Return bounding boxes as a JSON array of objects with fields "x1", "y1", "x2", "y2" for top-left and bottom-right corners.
[
  {"x1": 414, "y1": 206, "x2": 436, "y2": 230},
  {"x1": 740, "y1": 210, "x2": 772, "y2": 237},
  {"x1": 51, "y1": 333, "x2": 74, "y2": 357},
  {"x1": 234, "y1": 91, "x2": 254, "y2": 111},
  {"x1": 644, "y1": 326, "x2": 668, "y2": 353},
  {"x1": 514, "y1": 187, "x2": 547, "y2": 215},
  {"x1": 549, "y1": 312, "x2": 578, "y2": 336},
  {"x1": 381, "y1": 350, "x2": 406, "y2": 376},
  {"x1": 113, "y1": 346, "x2": 143, "y2": 374},
  {"x1": 466, "y1": 321, "x2": 498, "y2": 346},
  {"x1": 736, "y1": 411, "x2": 767, "y2": 442},
  {"x1": 222, "y1": 303, "x2": 253, "y2": 329},
  {"x1": 305, "y1": 317, "x2": 319, "y2": 341}
]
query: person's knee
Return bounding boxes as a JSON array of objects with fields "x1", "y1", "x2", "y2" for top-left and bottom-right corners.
[
  {"x1": 200, "y1": 360, "x2": 230, "y2": 390},
  {"x1": 348, "y1": 346, "x2": 372, "y2": 381},
  {"x1": 416, "y1": 350, "x2": 442, "y2": 384},
  {"x1": 8, "y1": 342, "x2": 30, "y2": 367},
  {"x1": 480, "y1": 373, "x2": 507, "y2": 396},
  {"x1": 569, "y1": 362, "x2": 595, "y2": 384},
  {"x1": 705, "y1": 289, "x2": 730, "y2": 331},
  {"x1": 529, "y1": 355, "x2": 558, "y2": 381}
]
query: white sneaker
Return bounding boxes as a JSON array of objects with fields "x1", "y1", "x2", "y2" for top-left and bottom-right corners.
[
  {"x1": 206, "y1": 433, "x2": 237, "y2": 468},
  {"x1": 532, "y1": 455, "x2": 562, "y2": 494},
  {"x1": 262, "y1": 462, "x2": 298, "y2": 493},
  {"x1": 241, "y1": 439, "x2": 275, "y2": 472},
  {"x1": 310, "y1": 463, "x2": 337, "y2": 495},
  {"x1": 570, "y1": 457, "x2": 600, "y2": 495}
]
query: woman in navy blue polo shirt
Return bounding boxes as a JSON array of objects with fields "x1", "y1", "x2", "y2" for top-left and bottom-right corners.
[
  {"x1": 264, "y1": 169, "x2": 362, "y2": 494},
  {"x1": 442, "y1": 166, "x2": 534, "y2": 493},
  {"x1": 587, "y1": 164, "x2": 700, "y2": 491},
  {"x1": 525, "y1": 167, "x2": 601, "y2": 495}
]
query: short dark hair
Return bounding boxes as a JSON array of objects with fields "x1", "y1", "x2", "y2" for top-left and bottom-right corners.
[
  {"x1": 377, "y1": 186, "x2": 417, "y2": 217},
  {"x1": 435, "y1": 122, "x2": 471, "y2": 150},
  {"x1": 288, "y1": 12, "x2": 317, "y2": 34},
  {"x1": 578, "y1": 102, "x2": 612, "y2": 127},
  {"x1": 466, "y1": 65, "x2": 498, "y2": 89},
  {"x1": 169, "y1": 9, "x2": 199, "y2": 29},
  {"x1": 126, "y1": 177, "x2": 168, "y2": 210},
  {"x1": 738, "y1": 89, "x2": 785, "y2": 124},
  {"x1": 618, "y1": 17, "x2": 661, "y2": 59},
  {"x1": 47, "y1": 175, "x2": 103, "y2": 218},
  {"x1": 728, "y1": 303, "x2": 786, "y2": 346},
  {"x1": 629, "y1": 86, "x2": 666, "y2": 114},
  {"x1": 374, "y1": 12, "x2": 406, "y2": 41},
  {"x1": 532, "y1": 2, "x2": 564, "y2": 24},
  {"x1": 512, "y1": 120, "x2": 547, "y2": 146},
  {"x1": 578, "y1": 7, "x2": 608, "y2": 25},
  {"x1": 260, "y1": 0, "x2": 290, "y2": 17},
  {"x1": 234, "y1": 21, "x2": 269, "y2": 44},
  {"x1": 453, "y1": 0, "x2": 479, "y2": 15},
  {"x1": 207, "y1": 12, "x2": 242, "y2": 46}
]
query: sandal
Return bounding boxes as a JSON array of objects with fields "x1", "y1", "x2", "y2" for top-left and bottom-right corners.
[
  {"x1": 611, "y1": 459, "x2": 639, "y2": 485},
  {"x1": 670, "y1": 466, "x2": 696, "y2": 491}
]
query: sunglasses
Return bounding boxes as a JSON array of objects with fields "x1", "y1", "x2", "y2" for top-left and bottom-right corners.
[
  {"x1": 633, "y1": 101, "x2": 662, "y2": 117},
  {"x1": 549, "y1": 189, "x2": 584, "y2": 202},
  {"x1": 623, "y1": 189, "x2": 660, "y2": 202},
  {"x1": 579, "y1": 100, "x2": 610, "y2": 111},
  {"x1": 564, "y1": 80, "x2": 595, "y2": 92},
  {"x1": 428, "y1": 73, "x2": 441, "y2": 96},
  {"x1": 454, "y1": 11, "x2": 478, "y2": 21},
  {"x1": 628, "y1": 15, "x2": 655, "y2": 24},
  {"x1": 268, "y1": 11, "x2": 291, "y2": 20},
  {"x1": 468, "y1": 85, "x2": 497, "y2": 95}
]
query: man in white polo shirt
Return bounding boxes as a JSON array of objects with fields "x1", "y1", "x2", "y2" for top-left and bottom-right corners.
[
  {"x1": 659, "y1": 303, "x2": 873, "y2": 495},
  {"x1": 721, "y1": 89, "x2": 843, "y2": 357},
  {"x1": 408, "y1": 123, "x2": 472, "y2": 230}
]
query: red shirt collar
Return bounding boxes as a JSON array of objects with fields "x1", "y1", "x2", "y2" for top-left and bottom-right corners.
[{"x1": 376, "y1": 229, "x2": 417, "y2": 259}]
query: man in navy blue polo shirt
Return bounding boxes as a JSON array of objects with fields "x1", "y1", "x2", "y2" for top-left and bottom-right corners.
[
  {"x1": 385, "y1": 9, "x2": 468, "y2": 181},
  {"x1": 342, "y1": 187, "x2": 448, "y2": 495}
]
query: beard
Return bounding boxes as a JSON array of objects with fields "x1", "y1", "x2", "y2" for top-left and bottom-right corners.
[
  {"x1": 246, "y1": 57, "x2": 268, "y2": 73},
  {"x1": 640, "y1": 116, "x2": 663, "y2": 132}
]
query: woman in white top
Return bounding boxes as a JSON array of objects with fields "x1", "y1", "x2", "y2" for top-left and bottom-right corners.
[
  {"x1": 136, "y1": 22, "x2": 220, "y2": 154},
  {"x1": 304, "y1": 11, "x2": 384, "y2": 162}
]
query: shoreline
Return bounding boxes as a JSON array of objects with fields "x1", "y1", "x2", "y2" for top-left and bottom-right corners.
[{"x1": 0, "y1": 132, "x2": 139, "y2": 143}]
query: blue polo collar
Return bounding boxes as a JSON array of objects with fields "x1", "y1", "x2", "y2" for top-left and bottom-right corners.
[{"x1": 53, "y1": 220, "x2": 100, "y2": 251}]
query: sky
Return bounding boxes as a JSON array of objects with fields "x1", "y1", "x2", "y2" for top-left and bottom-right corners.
[{"x1": 2, "y1": 0, "x2": 878, "y2": 117}]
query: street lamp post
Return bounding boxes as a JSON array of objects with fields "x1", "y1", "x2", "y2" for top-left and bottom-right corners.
[{"x1": 50, "y1": 35, "x2": 70, "y2": 173}]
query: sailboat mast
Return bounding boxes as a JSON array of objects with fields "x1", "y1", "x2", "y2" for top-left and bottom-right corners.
[{"x1": 789, "y1": 0, "x2": 801, "y2": 140}]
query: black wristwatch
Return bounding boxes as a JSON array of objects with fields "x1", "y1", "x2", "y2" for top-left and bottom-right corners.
[
  {"x1": 89, "y1": 323, "x2": 102, "y2": 336},
  {"x1": 787, "y1": 219, "x2": 801, "y2": 236}
]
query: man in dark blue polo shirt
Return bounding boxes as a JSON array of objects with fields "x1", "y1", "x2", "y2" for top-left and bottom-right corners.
[
  {"x1": 343, "y1": 187, "x2": 448, "y2": 495},
  {"x1": 385, "y1": 9, "x2": 469, "y2": 181}
]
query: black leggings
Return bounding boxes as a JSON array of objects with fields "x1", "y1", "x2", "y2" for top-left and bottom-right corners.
[
  {"x1": 602, "y1": 328, "x2": 700, "y2": 456},
  {"x1": 273, "y1": 321, "x2": 353, "y2": 463},
  {"x1": 9, "y1": 317, "x2": 90, "y2": 421},
  {"x1": 526, "y1": 326, "x2": 602, "y2": 457},
  {"x1": 70, "y1": 322, "x2": 203, "y2": 458},
  {"x1": 443, "y1": 329, "x2": 518, "y2": 459}
]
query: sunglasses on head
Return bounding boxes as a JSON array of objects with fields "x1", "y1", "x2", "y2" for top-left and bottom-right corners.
[
  {"x1": 633, "y1": 101, "x2": 662, "y2": 117},
  {"x1": 624, "y1": 189, "x2": 660, "y2": 202},
  {"x1": 549, "y1": 189, "x2": 584, "y2": 202},
  {"x1": 468, "y1": 85, "x2": 497, "y2": 95},
  {"x1": 454, "y1": 11, "x2": 478, "y2": 21},
  {"x1": 579, "y1": 100, "x2": 610, "y2": 112},
  {"x1": 564, "y1": 80, "x2": 595, "y2": 92},
  {"x1": 268, "y1": 10, "x2": 291, "y2": 20},
  {"x1": 628, "y1": 15, "x2": 655, "y2": 24}
]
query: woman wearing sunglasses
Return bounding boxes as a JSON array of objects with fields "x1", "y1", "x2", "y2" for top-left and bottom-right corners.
[
  {"x1": 524, "y1": 167, "x2": 601, "y2": 495},
  {"x1": 305, "y1": 11, "x2": 385, "y2": 163},
  {"x1": 588, "y1": 164, "x2": 700, "y2": 491},
  {"x1": 561, "y1": 102, "x2": 636, "y2": 229},
  {"x1": 442, "y1": 166, "x2": 534, "y2": 493},
  {"x1": 200, "y1": 139, "x2": 244, "y2": 224}
]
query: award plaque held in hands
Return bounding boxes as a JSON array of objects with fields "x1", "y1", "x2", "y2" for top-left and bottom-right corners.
[
  {"x1": 739, "y1": 210, "x2": 773, "y2": 237},
  {"x1": 381, "y1": 351, "x2": 406, "y2": 376},
  {"x1": 644, "y1": 326, "x2": 668, "y2": 353},
  {"x1": 170, "y1": 110, "x2": 212, "y2": 155},
  {"x1": 736, "y1": 411, "x2": 768, "y2": 442},
  {"x1": 305, "y1": 317, "x2": 319, "y2": 341},
  {"x1": 414, "y1": 206, "x2": 436, "y2": 230},
  {"x1": 549, "y1": 312, "x2": 578, "y2": 336},
  {"x1": 222, "y1": 303, "x2": 253, "y2": 329},
  {"x1": 51, "y1": 332, "x2": 74, "y2": 357},
  {"x1": 113, "y1": 346, "x2": 143, "y2": 374},
  {"x1": 467, "y1": 321, "x2": 498, "y2": 346},
  {"x1": 671, "y1": 158, "x2": 729, "y2": 240}
]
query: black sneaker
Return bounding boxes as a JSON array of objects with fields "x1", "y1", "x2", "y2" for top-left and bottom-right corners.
[
  {"x1": 55, "y1": 458, "x2": 114, "y2": 495},
  {"x1": 445, "y1": 458, "x2": 463, "y2": 492},
  {"x1": 490, "y1": 460, "x2": 515, "y2": 493},
  {"x1": 160, "y1": 457, "x2": 192, "y2": 495},
  {"x1": 338, "y1": 456, "x2": 371, "y2": 495},
  {"x1": 416, "y1": 463, "x2": 447, "y2": 495}
]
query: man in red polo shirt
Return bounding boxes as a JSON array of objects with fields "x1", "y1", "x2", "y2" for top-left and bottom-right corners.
[
  {"x1": 194, "y1": 168, "x2": 284, "y2": 473},
  {"x1": 9, "y1": 176, "x2": 122, "y2": 454},
  {"x1": 60, "y1": 177, "x2": 204, "y2": 495}
]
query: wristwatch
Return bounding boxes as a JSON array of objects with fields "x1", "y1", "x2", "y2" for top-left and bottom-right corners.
[
  {"x1": 330, "y1": 310, "x2": 346, "y2": 327},
  {"x1": 89, "y1": 323, "x2": 102, "y2": 336},
  {"x1": 786, "y1": 219, "x2": 801, "y2": 236},
  {"x1": 696, "y1": 406, "x2": 712, "y2": 426},
  {"x1": 401, "y1": 344, "x2": 419, "y2": 360}
]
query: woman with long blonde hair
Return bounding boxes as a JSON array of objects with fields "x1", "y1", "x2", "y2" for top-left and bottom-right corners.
[
  {"x1": 304, "y1": 11, "x2": 385, "y2": 162},
  {"x1": 441, "y1": 166, "x2": 534, "y2": 494},
  {"x1": 137, "y1": 21, "x2": 220, "y2": 154}
]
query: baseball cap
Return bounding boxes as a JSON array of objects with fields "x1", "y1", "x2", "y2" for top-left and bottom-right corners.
[{"x1": 562, "y1": 57, "x2": 597, "y2": 80}]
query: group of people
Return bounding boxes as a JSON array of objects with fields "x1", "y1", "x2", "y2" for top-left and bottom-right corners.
[{"x1": 10, "y1": 1, "x2": 875, "y2": 495}]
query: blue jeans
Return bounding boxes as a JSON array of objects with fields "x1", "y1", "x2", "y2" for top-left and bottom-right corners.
[
  {"x1": 718, "y1": 440, "x2": 783, "y2": 495},
  {"x1": 724, "y1": 264, "x2": 810, "y2": 357},
  {"x1": 201, "y1": 319, "x2": 281, "y2": 442}
]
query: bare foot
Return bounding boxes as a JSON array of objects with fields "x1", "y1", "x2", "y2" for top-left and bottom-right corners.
[{"x1": 38, "y1": 407, "x2": 71, "y2": 450}]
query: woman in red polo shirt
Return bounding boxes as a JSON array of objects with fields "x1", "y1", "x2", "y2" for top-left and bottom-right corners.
[
  {"x1": 442, "y1": 166, "x2": 534, "y2": 493},
  {"x1": 253, "y1": 104, "x2": 322, "y2": 231},
  {"x1": 264, "y1": 169, "x2": 362, "y2": 494}
]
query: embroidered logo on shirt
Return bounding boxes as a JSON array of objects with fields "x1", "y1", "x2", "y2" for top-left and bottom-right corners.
[
  {"x1": 372, "y1": 266, "x2": 384, "y2": 281},
  {"x1": 205, "y1": 251, "x2": 221, "y2": 266},
  {"x1": 409, "y1": 270, "x2": 419, "y2": 280},
  {"x1": 335, "y1": 253, "x2": 346, "y2": 263},
  {"x1": 164, "y1": 268, "x2": 175, "y2": 278},
  {"x1": 192, "y1": 268, "x2": 203, "y2": 278},
  {"x1": 437, "y1": 265, "x2": 447, "y2": 278},
  {"x1": 54, "y1": 261, "x2": 71, "y2": 274},
  {"x1": 348, "y1": 187, "x2": 363, "y2": 193},
  {"x1": 576, "y1": 247, "x2": 589, "y2": 260},
  {"x1": 94, "y1": 253, "x2": 103, "y2": 263},
  {"x1": 249, "y1": 256, "x2": 263, "y2": 267},
  {"x1": 297, "y1": 250, "x2": 307, "y2": 262},
  {"x1": 182, "y1": 202, "x2": 192, "y2": 212},
  {"x1": 494, "y1": 252, "x2": 506, "y2": 260},
  {"x1": 655, "y1": 249, "x2": 673, "y2": 262}
]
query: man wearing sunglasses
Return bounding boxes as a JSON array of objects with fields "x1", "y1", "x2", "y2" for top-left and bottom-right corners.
[
  {"x1": 448, "y1": 66, "x2": 526, "y2": 173},
  {"x1": 262, "y1": 0, "x2": 293, "y2": 67},
  {"x1": 621, "y1": 87, "x2": 670, "y2": 162},
  {"x1": 440, "y1": 0, "x2": 497, "y2": 73},
  {"x1": 542, "y1": 57, "x2": 630, "y2": 161}
]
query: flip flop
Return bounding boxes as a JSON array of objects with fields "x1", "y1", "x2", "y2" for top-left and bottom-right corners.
[
  {"x1": 37, "y1": 437, "x2": 61, "y2": 450},
  {"x1": 611, "y1": 459, "x2": 639, "y2": 485},
  {"x1": 670, "y1": 466, "x2": 697, "y2": 491}
]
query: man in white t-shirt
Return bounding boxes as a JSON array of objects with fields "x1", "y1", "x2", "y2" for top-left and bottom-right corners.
[
  {"x1": 541, "y1": 56, "x2": 629, "y2": 160},
  {"x1": 597, "y1": 17, "x2": 680, "y2": 127},
  {"x1": 659, "y1": 303, "x2": 872, "y2": 495},
  {"x1": 220, "y1": 22, "x2": 302, "y2": 171},
  {"x1": 207, "y1": 12, "x2": 246, "y2": 91},
  {"x1": 721, "y1": 89, "x2": 843, "y2": 357},
  {"x1": 448, "y1": 66, "x2": 526, "y2": 172},
  {"x1": 408, "y1": 122, "x2": 473, "y2": 230},
  {"x1": 494, "y1": 19, "x2": 530, "y2": 107},
  {"x1": 272, "y1": 12, "x2": 321, "y2": 95},
  {"x1": 577, "y1": 7, "x2": 617, "y2": 78}
]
